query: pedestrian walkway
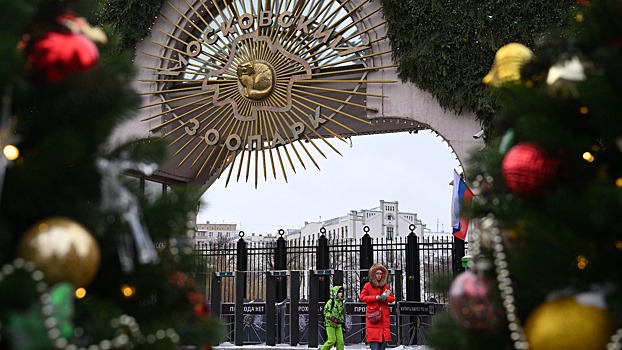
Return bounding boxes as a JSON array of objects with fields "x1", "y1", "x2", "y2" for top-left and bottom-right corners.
[{"x1": 213, "y1": 343, "x2": 430, "y2": 350}]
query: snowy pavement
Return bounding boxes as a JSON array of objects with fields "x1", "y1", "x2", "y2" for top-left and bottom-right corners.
[{"x1": 214, "y1": 343, "x2": 431, "y2": 350}]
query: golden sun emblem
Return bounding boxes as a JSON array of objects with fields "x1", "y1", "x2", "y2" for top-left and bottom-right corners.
[{"x1": 141, "y1": 0, "x2": 396, "y2": 187}]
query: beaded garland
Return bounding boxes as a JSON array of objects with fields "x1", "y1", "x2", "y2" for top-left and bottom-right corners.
[
  {"x1": 0, "y1": 259, "x2": 180, "y2": 349},
  {"x1": 468, "y1": 175, "x2": 622, "y2": 350}
]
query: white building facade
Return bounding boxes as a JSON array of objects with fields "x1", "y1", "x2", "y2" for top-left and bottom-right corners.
[
  {"x1": 195, "y1": 222, "x2": 238, "y2": 245},
  {"x1": 242, "y1": 232, "x2": 278, "y2": 243},
  {"x1": 288, "y1": 200, "x2": 425, "y2": 241},
  {"x1": 195, "y1": 222, "x2": 286, "y2": 244}
]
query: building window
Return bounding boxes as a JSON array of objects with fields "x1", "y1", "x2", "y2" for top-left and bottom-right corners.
[
  {"x1": 387, "y1": 214, "x2": 394, "y2": 221},
  {"x1": 386, "y1": 226, "x2": 394, "y2": 240}
]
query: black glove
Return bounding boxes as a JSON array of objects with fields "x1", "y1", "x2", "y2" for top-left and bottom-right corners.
[
  {"x1": 379, "y1": 294, "x2": 387, "y2": 302},
  {"x1": 331, "y1": 316, "x2": 342, "y2": 324}
]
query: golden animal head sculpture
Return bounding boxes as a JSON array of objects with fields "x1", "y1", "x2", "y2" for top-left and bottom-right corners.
[
  {"x1": 237, "y1": 61, "x2": 255, "y2": 77},
  {"x1": 236, "y1": 61, "x2": 274, "y2": 100},
  {"x1": 483, "y1": 43, "x2": 534, "y2": 87}
]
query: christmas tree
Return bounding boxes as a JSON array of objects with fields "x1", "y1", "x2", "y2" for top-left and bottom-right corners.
[
  {"x1": 429, "y1": 0, "x2": 622, "y2": 349},
  {"x1": 0, "y1": 0, "x2": 222, "y2": 349}
]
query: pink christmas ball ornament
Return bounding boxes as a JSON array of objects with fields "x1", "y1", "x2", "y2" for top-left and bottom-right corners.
[{"x1": 449, "y1": 271, "x2": 502, "y2": 331}]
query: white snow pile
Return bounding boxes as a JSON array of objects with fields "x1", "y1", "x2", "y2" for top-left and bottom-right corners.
[{"x1": 213, "y1": 343, "x2": 431, "y2": 350}]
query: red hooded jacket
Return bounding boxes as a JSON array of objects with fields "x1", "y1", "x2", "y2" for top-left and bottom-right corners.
[{"x1": 360, "y1": 263, "x2": 395, "y2": 342}]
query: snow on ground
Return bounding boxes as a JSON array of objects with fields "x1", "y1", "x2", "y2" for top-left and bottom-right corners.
[{"x1": 214, "y1": 343, "x2": 431, "y2": 350}]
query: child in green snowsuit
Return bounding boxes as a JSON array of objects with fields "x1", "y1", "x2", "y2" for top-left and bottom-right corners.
[{"x1": 321, "y1": 285, "x2": 345, "y2": 350}]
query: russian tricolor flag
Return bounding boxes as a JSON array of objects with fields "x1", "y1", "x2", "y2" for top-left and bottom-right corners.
[{"x1": 451, "y1": 170, "x2": 473, "y2": 241}]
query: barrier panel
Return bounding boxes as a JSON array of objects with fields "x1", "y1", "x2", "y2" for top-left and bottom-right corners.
[
  {"x1": 397, "y1": 301, "x2": 445, "y2": 346},
  {"x1": 215, "y1": 299, "x2": 444, "y2": 346},
  {"x1": 278, "y1": 301, "x2": 321, "y2": 345},
  {"x1": 220, "y1": 301, "x2": 267, "y2": 345},
  {"x1": 210, "y1": 269, "x2": 445, "y2": 346}
]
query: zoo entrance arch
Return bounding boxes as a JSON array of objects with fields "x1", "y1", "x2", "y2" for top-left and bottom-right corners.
[{"x1": 114, "y1": 0, "x2": 484, "y2": 188}]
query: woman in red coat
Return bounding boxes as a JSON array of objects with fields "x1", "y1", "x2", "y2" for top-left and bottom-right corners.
[{"x1": 360, "y1": 263, "x2": 395, "y2": 350}]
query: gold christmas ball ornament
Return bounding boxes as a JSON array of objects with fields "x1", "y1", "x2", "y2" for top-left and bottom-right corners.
[
  {"x1": 483, "y1": 43, "x2": 534, "y2": 87},
  {"x1": 524, "y1": 293, "x2": 617, "y2": 350},
  {"x1": 18, "y1": 217, "x2": 101, "y2": 287}
]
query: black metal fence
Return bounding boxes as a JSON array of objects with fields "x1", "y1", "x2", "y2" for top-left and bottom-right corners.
[
  {"x1": 195, "y1": 230, "x2": 466, "y2": 304},
  {"x1": 193, "y1": 229, "x2": 467, "y2": 346}
]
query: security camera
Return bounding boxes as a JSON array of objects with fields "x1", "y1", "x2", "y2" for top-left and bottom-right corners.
[{"x1": 473, "y1": 130, "x2": 484, "y2": 139}]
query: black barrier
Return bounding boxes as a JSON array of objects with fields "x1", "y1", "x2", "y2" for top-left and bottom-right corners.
[
  {"x1": 265, "y1": 271, "x2": 282, "y2": 345},
  {"x1": 289, "y1": 271, "x2": 300, "y2": 345},
  {"x1": 393, "y1": 269, "x2": 403, "y2": 302},
  {"x1": 215, "y1": 299, "x2": 442, "y2": 346},
  {"x1": 347, "y1": 302, "x2": 399, "y2": 346},
  {"x1": 211, "y1": 270, "x2": 442, "y2": 346},
  {"x1": 210, "y1": 271, "x2": 234, "y2": 319},
  {"x1": 220, "y1": 301, "x2": 267, "y2": 345},
  {"x1": 397, "y1": 301, "x2": 444, "y2": 346},
  {"x1": 265, "y1": 270, "x2": 301, "y2": 345},
  {"x1": 235, "y1": 272, "x2": 245, "y2": 345},
  {"x1": 284, "y1": 301, "x2": 324, "y2": 345},
  {"x1": 292, "y1": 301, "x2": 399, "y2": 347},
  {"x1": 397, "y1": 301, "x2": 433, "y2": 345}
]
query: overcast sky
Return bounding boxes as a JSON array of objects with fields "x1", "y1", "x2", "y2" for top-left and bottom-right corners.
[{"x1": 196, "y1": 130, "x2": 463, "y2": 235}]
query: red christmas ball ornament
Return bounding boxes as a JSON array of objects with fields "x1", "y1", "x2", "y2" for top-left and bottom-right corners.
[
  {"x1": 27, "y1": 32, "x2": 99, "y2": 82},
  {"x1": 501, "y1": 143, "x2": 561, "y2": 197},
  {"x1": 576, "y1": 0, "x2": 591, "y2": 8},
  {"x1": 449, "y1": 271, "x2": 501, "y2": 331},
  {"x1": 193, "y1": 302, "x2": 210, "y2": 317},
  {"x1": 169, "y1": 271, "x2": 190, "y2": 287}
]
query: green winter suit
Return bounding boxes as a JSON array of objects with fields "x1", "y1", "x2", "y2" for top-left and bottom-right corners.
[{"x1": 321, "y1": 286, "x2": 345, "y2": 350}]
